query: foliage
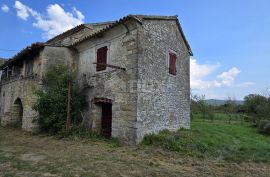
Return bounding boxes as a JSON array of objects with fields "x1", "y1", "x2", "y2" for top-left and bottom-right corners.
[
  {"x1": 142, "y1": 117, "x2": 270, "y2": 162},
  {"x1": 243, "y1": 94, "x2": 270, "y2": 125},
  {"x1": 244, "y1": 94, "x2": 268, "y2": 114},
  {"x1": 191, "y1": 94, "x2": 214, "y2": 120},
  {"x1": 191, "y1": 95, "x2": 247, "y2": 123},
  {"x1": 33, "y1": 64, "x2": 83, "y2": 134},
  {"x1": 258, "y1": 120, "x2": 270, "y2": 135}
]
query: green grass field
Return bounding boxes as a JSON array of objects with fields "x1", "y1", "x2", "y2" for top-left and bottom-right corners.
[
  {"x1": 143, "y1": 116, "x2": 270, "y2": 162},
  {"x1": 1, "y1": 114, "x2": 270, "y2": 176}
]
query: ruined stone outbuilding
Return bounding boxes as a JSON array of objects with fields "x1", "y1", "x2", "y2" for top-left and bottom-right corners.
[{"x1": 0, "y1": 15, "x2": 192, "y2": 144}]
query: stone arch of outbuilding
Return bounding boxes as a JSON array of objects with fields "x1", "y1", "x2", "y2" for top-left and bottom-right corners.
[{"x1": 11, "y1": 97, "x2": 23, "y2": 128}]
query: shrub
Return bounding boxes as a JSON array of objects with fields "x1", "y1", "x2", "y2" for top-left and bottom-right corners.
[
  {"x1": 244, "y1": 94, "x2": 270, "y2": 124},
  {"x1": 33, "y1": 64, "x2": 83, "y2": 134},
  {"x1": 258, "y1": 120, "x2": 270, "y2": 135}
]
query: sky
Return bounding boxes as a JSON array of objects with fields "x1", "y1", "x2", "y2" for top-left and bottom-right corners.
[{"x1": 0, "y1": 0, "x2": 270, "y2": 100}]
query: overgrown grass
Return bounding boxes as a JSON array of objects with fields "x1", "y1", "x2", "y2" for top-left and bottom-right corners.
[
  {"x1": 142, "y1": 117, "x2": 270, "y2": 162},
  {"x1": 2, "y1": 126, "x2": 269, "y2": 177},
  {"x1": 194, "y1": 112, "x2": 245, "y2": 123},
  {"x1": 63, "y1": 126, "x2": 122, "y2": 147},
  {"x1": 36, "y1": 126, "x2": 123, "y2": 148}
]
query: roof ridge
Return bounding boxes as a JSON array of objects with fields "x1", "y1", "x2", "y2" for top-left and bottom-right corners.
[
  {"x1": 46, "y1": 24, "x2": 86, "y2": 44},
  {"x1": 46, "y1": 21, "x2": 118, "y2": 44},
  {"x1": 86, "y1": 21, "x2": 117, "y2": 26},
  {"x1": 128, "y1": 14, "x2": 178, "y2": 21},
  {"x1": 0, "y1": 42, "x2": 45, "y2": 69},
  {"x1": 5, "y1": 14, "x2": 192, "y2": 65},
  {"x1": 69, "y1": 14, "x2": 192, "y2": 55}
]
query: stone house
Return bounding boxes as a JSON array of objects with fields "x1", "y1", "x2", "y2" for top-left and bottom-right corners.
[
  {"x1": 0, "y1": 58, "x2": 5, "y2": 65},
  {"x1": 0, "y1": 15, "x2": 192, "y2": 144}
]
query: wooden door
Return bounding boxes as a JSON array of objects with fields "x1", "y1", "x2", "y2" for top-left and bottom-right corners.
[{"x1": 101, "y1": 103, "x2": 112, "y2": 137}]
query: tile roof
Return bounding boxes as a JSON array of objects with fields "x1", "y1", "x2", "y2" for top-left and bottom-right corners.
[
  {"x1": 0, "y1": 43, "x2": 44, "y2": 69},
  {"x1": 69, "y1": 15, "x2": 193, "y2": 55},
  {"x1": 46, "y1": 21, "x2": 116, "y2": 46},
  {"x1": 1, "y1": 14, "x2": 193, "y2": 69}
]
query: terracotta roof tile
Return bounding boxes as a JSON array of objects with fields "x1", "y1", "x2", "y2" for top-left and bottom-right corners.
[
  {"x1": 1, "y1": 14, "x2": 192, "y2": 69},
  {"x1": 69, "y1": 15, "x2": 192, "y2": 55},
  {"x1": 0, "y1": 43, "x2": 44, "y2": 69},
  {"x1": 46, "y1": 21, "x2": 116, "y2": 46}
]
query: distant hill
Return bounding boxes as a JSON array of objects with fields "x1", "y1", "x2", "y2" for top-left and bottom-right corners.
[{"x1": 205, "y1": 99, "x2": 244, "y2": 106}]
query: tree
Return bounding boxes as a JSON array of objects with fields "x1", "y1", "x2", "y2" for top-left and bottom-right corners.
[
  {"x1": 225, "y1": 96, "x2": 237, "y2": 124},
  {"x1": 33, "y1": 64, "x2": 83, "y2": 134},
  {"x1": 191, "y1": 94, "x2": 214, "y2": 120}
]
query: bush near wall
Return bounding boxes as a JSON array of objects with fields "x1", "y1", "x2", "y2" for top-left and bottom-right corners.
[{"x1": 33, "y1": 64, "x2": 83, "y2": 134}]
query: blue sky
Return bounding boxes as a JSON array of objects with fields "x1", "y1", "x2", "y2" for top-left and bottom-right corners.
[{"x1": 1, "y1": 0, "x2": 270, "y2": 100}]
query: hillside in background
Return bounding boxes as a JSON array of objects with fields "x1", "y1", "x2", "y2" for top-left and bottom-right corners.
[{"x1": 206, "y1": 99, "x2": 244, "y2": 106}]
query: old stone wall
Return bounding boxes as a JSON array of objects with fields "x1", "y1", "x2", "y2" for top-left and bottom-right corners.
[
  {"x1": 135, "y1": 19, "x2": 190, "y2": 143},
  {"x1": 40, "y1": 46, "x2": 77, "y2": 75},
  {"x1": 0, "y1": 55, "x2": 42, "y2": 130},
  {"x1": 0, "y1": 17, "x2": 191, "y2": 144},
  {"x1": 0, "y1": 79, "x2": 40, "y2": 130},
  {"x1": 0, "y1": 46, "x2": 75, "y2": 131},
  {"x1": 75, "y1": 19, "x2": 140, "y2": 144}
]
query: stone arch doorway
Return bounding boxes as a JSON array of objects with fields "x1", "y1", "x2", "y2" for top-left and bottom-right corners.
[{"x1": 11, "y1": 98, "x2": 23, "y2": 128}]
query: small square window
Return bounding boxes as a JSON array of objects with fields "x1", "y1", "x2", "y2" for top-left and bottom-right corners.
[{"x1": 96, "y1": 46, "x2": 108, "y2": 72}]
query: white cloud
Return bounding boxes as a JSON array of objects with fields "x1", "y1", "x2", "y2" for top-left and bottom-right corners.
[
  {"x1": 190, "y1": 58, "x2": 220, "y2": 79},
  {"x1": 217, "y1": 67, "x2": 241, "y2": 86},
  {"x1": 14, "y1": 1, "x2": 37, "y2": 20},
  {"x1": 1, "y1": 4, "x2": 9, "y2": 13},
  {"x1": 14, "y1": 1, "x2": 85, "y2": 39},
  {"x1": 190, "y1": 58, "x2": 242, "y2": 89}
]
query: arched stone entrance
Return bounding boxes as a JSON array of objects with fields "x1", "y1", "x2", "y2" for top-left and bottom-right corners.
[{"x1": 11, "y1": 98, "x2": 23, "y2": 128}]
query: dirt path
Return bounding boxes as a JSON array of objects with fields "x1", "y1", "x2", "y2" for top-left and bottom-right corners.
[{"x1": 0, "y1": 127, "x2": 269, "y2": 177}]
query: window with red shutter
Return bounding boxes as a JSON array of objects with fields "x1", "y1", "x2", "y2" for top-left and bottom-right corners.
[
  {"x1": 96, "y1": 46, "x2": 108, "y2": 72},
  {"x1": 169, "y1": 53, "x2": 177, "y2": 75}
]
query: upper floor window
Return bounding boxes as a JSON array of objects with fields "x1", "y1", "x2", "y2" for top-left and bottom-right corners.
[
  {"x1": 25, "y1": 60, "x2": 33, "y2": 76},
  {"x1": 96, "y1": 46, "x2": 108, "y2": 72},
  {"x1": 169, "y1": 52, "x2": 177, "y2": 75}
]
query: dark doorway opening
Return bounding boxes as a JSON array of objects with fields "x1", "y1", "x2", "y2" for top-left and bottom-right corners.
[
  {"x1": 101, "y1": 103, "x2": 112, "y2": 137},
  {"x1": 12, "y1": 98, "x2": 23, "y2": 128}
]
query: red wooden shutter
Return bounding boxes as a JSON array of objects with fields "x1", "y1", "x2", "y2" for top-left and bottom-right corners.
[
  {"x1": 169, "y1": 53, "x2": 177, "y2": 75},
  {"x1": 96, "y1": 46, "x2": 108, "y2": 71}
]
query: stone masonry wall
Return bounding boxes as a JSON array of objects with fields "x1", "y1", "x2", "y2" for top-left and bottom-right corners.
[
  {"x1": 0, "y1": 79, "x2": 40, "y2": 130},
  {"x1": 0, "y1": 55, "x2": 42, "y2": 131},
  {"x1": 0, "y1": 46, "x2": 75, "y2": 131},
  {"x1": 135, "y1": 19, "x2": 190, "y2": 143},
  {"x1": 40, "y1": 46, "x2": 77, "y2": 75},
  {"x1": 0, "y1": 18, "x2": 190, "y2": 144},
  {"x1": 75, "y1": 19, "x2": 140, "y2": 144}
]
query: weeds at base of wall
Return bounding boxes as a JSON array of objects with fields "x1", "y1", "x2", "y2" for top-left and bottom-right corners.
[
  {"x1": 141, "y1": 128, "x2": 204, "y2": 157},
  {"x1": 6, "y1": 122, "x2": 22, "y2": 129},
  {"x1": 43, "y1": 126, "x2": 123, "y2": 148}
]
